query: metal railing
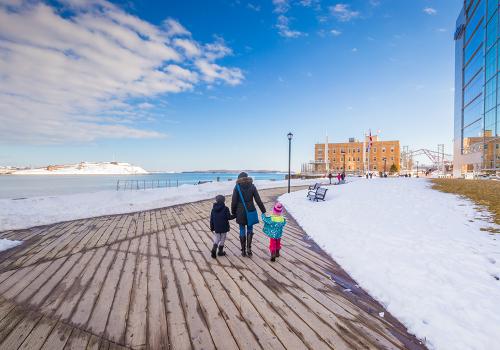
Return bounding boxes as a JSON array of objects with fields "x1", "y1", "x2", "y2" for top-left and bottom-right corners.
[{"x1": 116, "y1": 179, "x2": 179, "y2": 191}]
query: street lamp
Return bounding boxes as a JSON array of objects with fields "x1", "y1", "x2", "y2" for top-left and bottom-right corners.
[{"x1": 287, "y1": 132, "x2": 293, "y2": 193}]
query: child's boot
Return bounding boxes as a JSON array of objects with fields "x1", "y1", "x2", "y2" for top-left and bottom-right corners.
[
  {"x1": 217, "y1": 245, "x2": 226, "y2": 256},
  {"x1": 270, "y1": 251, "x2": 276, "y2": 262},
  {"x1": 246, "y1": 233, "x2": 253, "y2": 257},
  {"x1": 276, "y1": 249, "x2": 280, "y2": 257},
  {"x1": 211, "y1": 244, "x2": 218, "y2": 259},
  {"x1": 240, "y1": 236, "x2": 247, "y2": 256}
]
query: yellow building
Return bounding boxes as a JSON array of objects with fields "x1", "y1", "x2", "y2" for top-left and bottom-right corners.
[{"x1": 314, "y1": 136, "x2": 400, "y2": 174}]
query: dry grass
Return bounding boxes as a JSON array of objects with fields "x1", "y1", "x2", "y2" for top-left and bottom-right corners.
[{"x1": 431, "y1": 179, "x2": 500, "y2": 229}]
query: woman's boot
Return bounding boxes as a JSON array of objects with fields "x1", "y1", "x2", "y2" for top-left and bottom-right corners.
[
  {"x1": 240, "y1": 236, "x2": 246, "y2": 256},
  {"x1": 246, "y1": 233, "x2": 253, "y2": 257},
  {"x1": 217, "y1": 245, "x2": 226, "y2": 256},
  {"x1": 211, "y1": 244, "x2": 218, "y2": 259}
]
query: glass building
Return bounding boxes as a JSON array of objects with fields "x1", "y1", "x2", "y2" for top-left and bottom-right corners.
[{"x1": 454, "y1": 0, "x2": 500, "y2": 176}]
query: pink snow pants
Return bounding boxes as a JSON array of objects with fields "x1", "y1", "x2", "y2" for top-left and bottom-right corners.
[{"x1": 269, "y1": 238, "x2": 281, "y2": 253}]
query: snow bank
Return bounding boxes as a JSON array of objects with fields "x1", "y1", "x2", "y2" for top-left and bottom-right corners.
[
  {"x1": 13, "y1": 162, "x2": 147, "y2": 175},
  {"x1": 280, "y1": 178, "x2": 500, "y2": 350},
  {"x1": 0, "y1": 239, "x2": 21, "y2": 252},
  {"x1": 0, "y1": 178, "x2": 323, "y2": 231}
]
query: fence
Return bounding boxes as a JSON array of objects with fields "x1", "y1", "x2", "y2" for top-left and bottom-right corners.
[{"x1": 116, "y1": 179, "x2": 180, "y2": 191}]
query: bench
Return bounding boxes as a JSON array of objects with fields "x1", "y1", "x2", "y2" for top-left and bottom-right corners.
[
  {"x1": 308, "y1": 183, "x2": 321, "y2": 191},
  {"x1": 307, "y1": 187, "x2": 328, "y2": 201}
]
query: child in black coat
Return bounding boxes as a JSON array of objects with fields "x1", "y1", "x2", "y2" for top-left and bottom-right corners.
[{"x1": 210, "y1": 195, "x2": 234, "y2": 258}]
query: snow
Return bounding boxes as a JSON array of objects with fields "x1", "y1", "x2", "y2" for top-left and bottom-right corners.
[
  {"x1": 279, "y1": 178, "x2": 500, "y2": 350},
  {"x1": 11, "y1": 162, "x2": 147, "y2": 175},
  {"x1": 0, "y1": 239, "x2": 21, "y2": 252},
  {"x1": 0, "y1": 178, "x2": 322, "y2": 231}
]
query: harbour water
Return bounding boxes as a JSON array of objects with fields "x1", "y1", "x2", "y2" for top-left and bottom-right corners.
[{"x1": 0, "y1": 172, "x2": 286, "y2": 199}]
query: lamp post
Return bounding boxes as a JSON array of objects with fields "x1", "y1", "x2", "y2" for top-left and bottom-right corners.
[{"x1": 287, "y1": 132, "x2": 293, "y2": 193}]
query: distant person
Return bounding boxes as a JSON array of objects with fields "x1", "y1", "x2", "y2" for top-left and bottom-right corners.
[
  {"x1": 341, "y1": 172, "x2": 345, "y2": 183},
  {"x1": 262, "y1": 202, "x2": 287, "y2": 262},
  {"x1": 328, "y1": 172, "x2": 333, "y2": 184},
  {"x1": 231, "y1": 172, "x2": 266, "y2": 257},
  {"x1": 210, "y1": 195, "x2": 234, "y2": 258},
  {"x1": 337, "y1": 172, "x2": 341, "y2": 184},
  {"x1": 369, "y1": 172, "x2": 373, "y2": 179},
  {"x1": 366, "y1": 173, "x2": 369, "y2": 179}
]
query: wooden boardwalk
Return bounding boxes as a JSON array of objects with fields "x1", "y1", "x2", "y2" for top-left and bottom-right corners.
[{"x1": 0, "y1": 187, "x2": 425, "y2": 350}]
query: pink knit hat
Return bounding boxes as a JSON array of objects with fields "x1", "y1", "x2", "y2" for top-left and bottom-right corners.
[{"x1": 273, "y1": 202, "x2": 283, "y2": 215}]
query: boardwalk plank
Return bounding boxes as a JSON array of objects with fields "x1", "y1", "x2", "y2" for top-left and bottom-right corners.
[
  {"x1": 87, "y1": 240, "x2": 129, "y2": 336},
  {"x1": 0, "y1": 313, "x2": 42, "y2": 350},
  {"x1": 125, "y1": 234, "x2": 149, "y2": 348},
  {"x1": 39, "y1": 322, "x2": 72, "y2": 350},
  {"x1": 17, "y1": 317, "x2": 57, "y2": 350},
  {"x1": 105, "y1": 238, "x2": 139, "y2": 344}
]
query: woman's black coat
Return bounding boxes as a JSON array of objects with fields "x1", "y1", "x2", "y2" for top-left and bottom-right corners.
[{"x1": 231, "y1": 176, "x2": 266, "y2": 225}]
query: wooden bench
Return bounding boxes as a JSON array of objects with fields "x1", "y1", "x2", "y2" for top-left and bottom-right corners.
[{"x1": 307, "y1": 187, "x2": 328, "y2": 201}]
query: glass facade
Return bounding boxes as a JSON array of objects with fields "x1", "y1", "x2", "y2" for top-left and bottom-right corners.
[{"x1": 454, "y1": 0, "x2": 500, "y2": 175}]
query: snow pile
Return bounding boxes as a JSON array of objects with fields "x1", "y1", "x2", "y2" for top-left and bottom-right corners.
[
  {"x1": 280, "y1": 178, "x2": 500, "y2": 350},
  {"x1": 12, "y1": 162, "x2": 148, "y2": 175},
  {"x1": 0, "y1": 239, "x2": 21, "y2": 252},
  {"x1": 0, "y1": 178, "x2": 323, "y2": 231}
]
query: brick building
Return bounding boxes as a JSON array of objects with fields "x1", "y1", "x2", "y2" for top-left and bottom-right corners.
[{"x1": 313, "y1": 136, "x2": 400, "y2": 174}]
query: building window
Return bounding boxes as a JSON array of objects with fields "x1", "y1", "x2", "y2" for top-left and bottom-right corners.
[
  {"x1": 373, "y1": 157, "x2": 377, "y2": 161},
  {"x1": 357, "y1": 157, "x2": 360, "y2": 161},
  {"x1": 373, "y1": 166, "x2": 377, "y2": 170},
  {"x1": 391, "y1": 157, "x2": 394, "y2": 161},
  {"x1": 391, "y1": 147, "x2": 394, "y2": 153},
  {"x1": 373, "y1": 147, "x2": 377, "y2": 152},
  {"x1": 382, "y1": 147, "x2": 386, "y2": 153},
  {"x1": 333, "y1": 149, "x2": 336, "y2": 153}
]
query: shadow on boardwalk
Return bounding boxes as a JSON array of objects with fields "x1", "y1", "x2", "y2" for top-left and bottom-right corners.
[{"x1": 0, "y1": 187, "x2": 427, "y2": 350}]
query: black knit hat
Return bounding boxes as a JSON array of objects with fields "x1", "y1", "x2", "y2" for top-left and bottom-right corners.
[
  {"x1": 215, "y1": 195, "x2": 225, "y2": 203},
  {"x1": 238, "y1": 172, "x2": 248, "y2": 179}
]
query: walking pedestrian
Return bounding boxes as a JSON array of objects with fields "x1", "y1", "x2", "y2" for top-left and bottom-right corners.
[
  {"x1": 209, "y1": 195, "x2": 234, "y2": 258},
  {"x1": 231, "y1": 172, "x2": 266, "y2": 257},
  {"x1": 262, "y1": 202, "x2": 287, "y2": 262},
  {"x1": 328, "y1": 172, "x2": 333, "y2": 184}
]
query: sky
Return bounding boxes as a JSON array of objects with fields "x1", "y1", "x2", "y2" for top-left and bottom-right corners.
[{"x1": 0, "y1": 0, "x2": 462, "y2": 171}]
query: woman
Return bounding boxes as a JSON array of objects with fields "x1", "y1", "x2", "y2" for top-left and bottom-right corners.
[{"x1": 231, "y1": 172, "x2": 266, "y2": 257}]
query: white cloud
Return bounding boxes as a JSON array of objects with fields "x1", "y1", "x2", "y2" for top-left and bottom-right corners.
[
  {"x1": 272, "y1": 0, "x2": 290, "y2": 13},
  {"x1": 276, "y1": 15, "x2": 306, "y2": 38},
  {"x1": 174, "y1": 38, "x2": 201, "y2": 57},
  {"x1": 331, "y1": 29, "x2": 342, "y2": 36},
  {"x1": 423, "y1": 7, "x2": 437, "y2": 15},
  {"x1": 330, "y1": 3, "x2": 360, "y2": 22},
  {"x1": 369, "y1": 0, "x2": 381, "y2": 7},
  {"x1": 352, "y1": 47, "x2": 358, "y2": 52},
  {"x1": 0, "y1": 0, "x2": 243, "y2": 144},
  {"x1": 247, "y1": 3, "x2": 261, "y2": 11},
  {"x1": 194, "y1": 60, "x2": 243, "y2": 86}
]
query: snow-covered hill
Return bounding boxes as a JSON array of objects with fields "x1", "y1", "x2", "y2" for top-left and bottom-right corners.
[{"x1": 12, "y1": 162, "x2": 148, "y2": 175}]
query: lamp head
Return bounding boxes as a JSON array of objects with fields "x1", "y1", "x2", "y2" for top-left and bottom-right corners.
[{"x1": 287, "y1": 132, "x2": 293, "y2": 140}]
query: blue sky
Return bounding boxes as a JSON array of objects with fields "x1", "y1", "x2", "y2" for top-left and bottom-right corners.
[{"x1": 0, "y1": 0, "x2": 461, "y2": 171}]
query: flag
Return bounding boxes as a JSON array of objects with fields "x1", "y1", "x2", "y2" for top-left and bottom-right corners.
[{"x1": 366, "y1": 129, "x2": 373, "y2": 152}]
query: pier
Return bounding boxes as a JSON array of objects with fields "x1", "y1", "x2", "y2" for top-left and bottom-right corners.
[{"x1": 0, "y1": 187, "x2": 424, "y2": 350}]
